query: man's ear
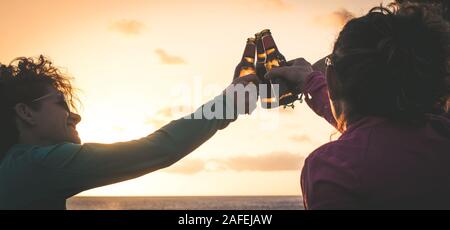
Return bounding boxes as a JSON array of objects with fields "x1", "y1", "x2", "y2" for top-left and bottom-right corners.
[
  {"x1": 14, "y1": 103, "x2": 36, "y2": 126},
  {"x1": 326, "y1": 66, "x2": 340, "y2": 100}
]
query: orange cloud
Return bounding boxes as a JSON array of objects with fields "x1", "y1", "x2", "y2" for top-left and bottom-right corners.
[
  {"x1": 145, "y1": 105, "x2": 192, "y2": 128},
  {"x1": 155, "y1": 49, "x2": 187, "y2": 65},
  {"x1": 109, "y1": 19, "x2": 146, "y2": 35},
  {"x1": 333, "y1": 9, "x2": 355, "y2": 25},
  {"x1": 162, "y1": 152, "x2": 304, "y2": 174},
  {"x1": 314, "y1": 8, "x2": 355, "y2": 28},
  {"x1": 260, "y1": 0, "x2": 293, "y2": 10},
  {"x1": 164, "y1": 158, "x2": 206, "y2": 174},
  {"x1": 221, "y1": 152, "x2": 304, "y2": 171}
]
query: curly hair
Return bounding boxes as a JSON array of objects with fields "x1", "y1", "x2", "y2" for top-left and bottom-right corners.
[
  {"x1": 0, "y1": 55, "x2": 78, "y2": 159},
  {"x1": 330, "y1": 4, "x2": 449, "y2": 128},
  {"x1": 395, "y1": 0, "x2": 449, "y2": 21}
]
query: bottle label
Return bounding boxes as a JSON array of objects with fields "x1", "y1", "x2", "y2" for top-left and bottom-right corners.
[
  {"x1": 265, "y1": 59, "x2": 280, "y2": 71},
  {"x1": 257, "y1": 53, "x2": 266, "y2": 60},
  {"x1": 239, "y1": 67, "x2": 256, "y2": 77},
  {"x1": 243, "y1": 57, "x2": 255, "y2": 64},
  {"x1": 266, "y1": 48, "x2": 276, "y2": 55}
]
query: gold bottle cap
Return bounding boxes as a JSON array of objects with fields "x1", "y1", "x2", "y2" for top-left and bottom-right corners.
[
  {"x1": 259, "y1": 29, "x2": 271, "y2": 36},
  {"x1": 247, "y1": 37, "x2": 256, "y2": 44}
]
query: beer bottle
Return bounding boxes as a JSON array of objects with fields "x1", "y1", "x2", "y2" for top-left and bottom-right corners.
[
  {"x1": 238, "y1": 38, "x2": 257, "y2": 78},
  {"x1": 255, "y1": 32, "x2": 277, "y2": 109},
  {"x1": 234, "y1": 37, "x2": 257, "y2": 115},
  {"x1": 260, "y1": 29, "x2": 300, "y2": 106}
]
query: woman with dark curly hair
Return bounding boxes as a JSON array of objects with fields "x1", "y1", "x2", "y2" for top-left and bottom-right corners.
[
  {"x1": 0, "y1": 55, "x2": 258, "y2": 209},
  {"x1": 267, "y1": 4, "x2": 449, "y2": 209}
]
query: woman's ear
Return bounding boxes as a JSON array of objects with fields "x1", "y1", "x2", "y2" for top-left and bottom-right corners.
[
  {"x1": 312, "y1": 56, "x2": 328, "y2": 73},
  {"x1": 326, "y1": 65, "x2": 340, "y2": 100},
  {"x1": 14, "y1": 103, "x2": 36, "y2": 126}
]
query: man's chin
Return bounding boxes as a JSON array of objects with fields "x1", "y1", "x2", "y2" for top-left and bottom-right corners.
[
  {"x1": 66, "y1": 134, "x2": 81, "y2": 144},
  {"x1": 72, "y1": 138, "x2": 81, "y2": 144},
  {"x1": 71, "y1": 135, "x2": 81, "y2": 144},
  {"x1": 66, "y1": 128, "x2": 81, "y2": 144}
]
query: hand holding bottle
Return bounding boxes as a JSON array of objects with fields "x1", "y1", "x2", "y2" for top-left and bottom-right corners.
[{"x1": 264, "y1": 57, "x2": 313, "y2": 94}]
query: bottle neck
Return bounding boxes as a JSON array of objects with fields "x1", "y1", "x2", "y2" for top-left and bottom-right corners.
[
  {"x1": 262, "y1": 34, "x2": 286, "y2": 67},
  {"x1": 256, "y1": 39, "x2": 266, "y2": 63},
  {"x1": 239, "y1": 42, "x2": 256, "y2": 77},
  {"x1": 242, "y1": 42, "x2": 255, "y2": 63},
  {"x1": 261, "y1": 34, "x2": 278, "y2": 55}
]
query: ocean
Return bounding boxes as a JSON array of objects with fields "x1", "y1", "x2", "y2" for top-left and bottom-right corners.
[{"x1": 67, "y1": 196, "x2": 304, "y2": 210}]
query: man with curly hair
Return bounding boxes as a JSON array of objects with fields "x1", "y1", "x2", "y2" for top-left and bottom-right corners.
[{"x1": 0, "y1": 55, "x2": 258, "y2": 209}]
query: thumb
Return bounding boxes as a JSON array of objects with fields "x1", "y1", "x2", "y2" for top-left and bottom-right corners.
[{"x1": 264, "y1": 67, "x2": 290, "y2": 80}]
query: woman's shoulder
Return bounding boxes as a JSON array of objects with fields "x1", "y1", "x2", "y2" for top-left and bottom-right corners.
[
  {"x1": 302, "y1": 140, "x2": 363, "y2": 193},
  {"x1": 305, "y1": 114, "x2": 450, "y2": 175},
  {"x1": 305, "y1": 138, "x2": 366, "y2": 172}
]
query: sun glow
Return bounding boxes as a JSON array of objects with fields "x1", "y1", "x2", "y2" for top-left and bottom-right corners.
[{"x1": 0, "y1": 0, "x2": 385, "y2": 196}]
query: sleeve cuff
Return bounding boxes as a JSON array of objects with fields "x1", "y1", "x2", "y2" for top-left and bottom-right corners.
[{"x1": 304, "y1": 71, "x2": 327, "y2": 95}]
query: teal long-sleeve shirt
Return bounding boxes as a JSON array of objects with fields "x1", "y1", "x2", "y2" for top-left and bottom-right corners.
[{"x1": 0, "y1": 95, "x2": 234, "y2": 209}]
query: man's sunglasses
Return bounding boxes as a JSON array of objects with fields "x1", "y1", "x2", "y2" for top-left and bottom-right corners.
[{"x1": 31, "y1": 92, "x2": 71, "y2": 112}]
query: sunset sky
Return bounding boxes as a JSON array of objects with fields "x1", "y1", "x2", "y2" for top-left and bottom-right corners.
[{"x1": 0, "y1": 0, "x2": 391, "y2": 196}]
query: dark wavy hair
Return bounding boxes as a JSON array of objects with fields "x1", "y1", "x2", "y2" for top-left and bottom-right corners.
[
  {"x1": 0, "y1": 55, "x2": 78, "y2": 159},
  {"x1": 395, "y1": 0, "x2": 449, "y2": 21},
  {"x1": 330, "y1": 4, "x2": 449, "y2": 128}
]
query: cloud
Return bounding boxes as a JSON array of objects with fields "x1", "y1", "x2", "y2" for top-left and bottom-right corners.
[
  {"x1": 145, "y1": 105, "x2": 192, "y2": 128},
  {"x1": 155, "y1": 49, "x2": 187, "y2": 65},
  {"x1": 164, "y1": 158, "x2": 206, "y2": 174},
  {"x1": 260, "y1": 0, "x2": 293, "y2": 10},
  {"x1": 289, "y1": 134, "x2": 312, "y2": 143},
  {"x1": 109, "y1": 19, "x2": 146, "y2": 35},
  {"x1": 162, "y1": 152, "x2": 305, "y2": 174},
  {"x1": 220, "y1": 152, "x2": 304, "y2": 171},
  {"x1": 314, "y1": 8, "x2": 355, "y2": 28},
  {"x1": 333, "y1": 9, "x2": 355, "y2": 25}
]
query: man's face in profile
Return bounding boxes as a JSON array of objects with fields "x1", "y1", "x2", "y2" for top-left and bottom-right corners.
[{"x1": 29, "y1": 86, "x2": 82, "y2": 144}]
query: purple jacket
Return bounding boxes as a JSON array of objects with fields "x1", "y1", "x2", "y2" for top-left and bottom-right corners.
[{"x1": 301, "y1": 71, "x2": 450, "y2": 209}]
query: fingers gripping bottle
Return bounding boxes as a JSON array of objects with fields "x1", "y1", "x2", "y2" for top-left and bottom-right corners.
[{"x1": 259, "y1": 29, "x2": 300, "y2": 108}]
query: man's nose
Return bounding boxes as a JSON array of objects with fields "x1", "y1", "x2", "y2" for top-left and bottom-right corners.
[{"x1": 69, "y1": 112, "x2": 82, "y2": 125}]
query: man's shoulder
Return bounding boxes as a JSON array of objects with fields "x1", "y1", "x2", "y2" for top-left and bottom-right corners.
[{"x1": 2, "y1": 143, "x2": 82, "y2": 167}]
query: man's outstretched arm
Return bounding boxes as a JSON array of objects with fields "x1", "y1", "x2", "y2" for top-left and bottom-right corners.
[{"x1": 32, "y1": 75, "x2": 259, "y2": 198}]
